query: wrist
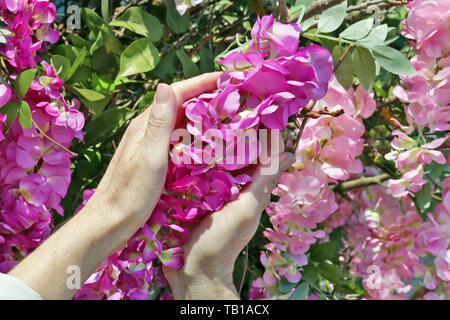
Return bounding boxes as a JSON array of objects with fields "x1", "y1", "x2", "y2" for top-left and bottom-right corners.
[
  {"x1": 79, "y1": 196, "x2": 140, "y2": 254},
  {"x1": 167, "y1": 269, "x2": 239, "y2": 300},
  {"x1": 165, "y1": 261, "x2": 239, "y2": 300}
]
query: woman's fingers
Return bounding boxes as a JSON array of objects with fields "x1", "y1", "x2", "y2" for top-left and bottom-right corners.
[
  {"x1": 171, "y1": 72, "x2": 222, "y2": 105},
  {"x1": 223, "y1": 130, "x2": 295, "y2": 232}
]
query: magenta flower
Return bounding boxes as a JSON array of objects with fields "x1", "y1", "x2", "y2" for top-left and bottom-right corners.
[
  {"x1": 0, "y1": 84, "x2": 12, "y2": 108},
  {"x1": 250, "y1": 14, "x2": 301, "y2": 58}
]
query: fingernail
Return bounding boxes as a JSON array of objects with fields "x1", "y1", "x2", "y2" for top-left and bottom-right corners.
[
  {"x1": 279, "y1": 153, "x2": 296, "y2": 172},
  {"x1": 155, "y1": 83, "x2": 170, "y2": 104}
]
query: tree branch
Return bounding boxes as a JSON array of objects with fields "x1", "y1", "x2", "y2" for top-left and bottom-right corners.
[
  {"x1": 289, "y1": 0, "x2": 344, "y2": 23},
  {"x1": 278, "y1": 0, "x2": 289, "y2": 23},
  {"x1": 333, "y1": 173, "x2": 391, "y2": 192}
]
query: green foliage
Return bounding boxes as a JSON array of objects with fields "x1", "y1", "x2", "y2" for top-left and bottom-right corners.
[
  {"x1": 14, "y1": 68, "x2": 36, "y2": 99},
  {"x1": 109, "y1": 7, "x2": 163, "y2": 42},
  {"x1": 0, "y1": 101, "x2": 20, "y2": 131},
  {"x1": 288, "y1": 283, "x2": 310, "y2": 300},
  {"x1": 340, "y1": 18, "x2": 374, "y2": 40},
  {"x1": 352, "y1": 46, "x2": 376, "y2": 91},
  {"x1": 118, "y1": 38, "x2": 160, "y2": 79},
  {"x1": 318, "y1": 1, "x2": 347, "y2": 33},
  {"x1": 372, "y1": 45, "x2": 416, "y2": 76},
  {"x1": 332, "y1": 45, "x2": 354, "y2": 89},
  {"x1": 18, "y1": 101, "x2": 32, "y2": 129}
]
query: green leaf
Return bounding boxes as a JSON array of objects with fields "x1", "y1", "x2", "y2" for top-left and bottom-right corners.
[
  {"x1": 199, "y1": 48, "x2": 215, "y2": 73},
  {"x1": 87, "y1": 74, "x2": 116, "y2": 116},
  {"x1": 372, "y1": 45, "x2": 416, "y2": 76},
  {"x1": 81, "y1": 8, "x2": 104, "y2": 34},
  {"x1": 426, "y1": 162, "x2": 448, "y2": 181},
  {"x1": 318, "y1": 1, "x2": 347, "y2": 33},
  {"x1": 52, "y1": 55, "x2": 72, "y2": 82},
  {"x1": 18, "y1": 101, "x2": 32, "y2": 129},
  {"x1": 68, "y1": 66, "x2": 92, "y2": 84},
  {"x1": 92, "y1": 30, "x2": 122, "y2": 75},
  {"x1": 165, "y1": 0, "x2": 190, "y2": 34},
  {"x1": 101, "y1": 0, "x2": 109, "y2": 22},
  {"x1": 352, "y1": 46, "x2": 376, "y2": 91},
  {"x1": 101, "y1": 30, "x2": 123, "y2": 56},
  {"x1": 317, "y1": 261, "x2": 341, "y2": 284},
  {"x1": 66, "y1": 47, "x2": 87, "y2": 81},
  {"x1": 83, "y1": 107, "x2": 135, "y2": 147},
  {"x1": 301, "y1": 263, "x2": 320, "y2": 284},
  {"x1": 176, "y1": 49, "x2": 200, "y2": 79},
  {"x1": 14, "y1": 68, "x2": 37, "y2": 99},
  {"x1": 278, "y1": 278, "x2": 297, "y2": 293},
  {"x1": 138, "y1": 91, "x2": 155, "y2": 112},
  {"x1": 73, "y1": 87, "x2": 106, "y2": 102},
  {"x1": 415, "y1": 183, "x2": 432, "y2": 215},
  {"x1": 0, "y1": 102, "x2": 20, "y2": 131},
  {"x1": 310, "y1": 241, "x2": 337, "y2": 263},
  {"x1": 340, "y1": 18, "x2": 374, "y2": 40},
  {"x1": 53, "y1": 44, "x2": 80, "y2": 62},
  {"x1": 70, "y1": 34, "x2": 87, "y2": 48},
  {"x1": 359, "y1": 24, "x2": 388, "y2": 47},
  {"x1": 118, "y1": 38, "x2": 160, "y2": 79},
  {"x1": 288, "y1": 283, "x2": 309, "y2": 300},
  {"x1": 151, "y1": 50, "x2": 178, "y2": 82},
  {"x1": 332, "y1": 45, "x2": 353, "y2": 89},
  {"x1": 90, "y1": 29, "x2": 105, "y2": 55},
  {"x1": 109, "y1": 7, "x2": 163, "y2": 42}
]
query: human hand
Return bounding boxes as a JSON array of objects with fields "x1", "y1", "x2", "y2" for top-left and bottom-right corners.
[
  {"x1": 163, "y1": 135, "x2": 295, "y2": 300},
  {"x1": 8, "y1": 73, "x2": 223, "y2": 300},
  {"x1": 86, "y1": 73, "x2": 222, "y2": 241}
]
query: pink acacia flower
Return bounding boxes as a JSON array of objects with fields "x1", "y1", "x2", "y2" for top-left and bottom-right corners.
[
  {"x1": 339, "y1": 186, "x2": 428, "y2": 299},
  {"x1": 76, "y1": 15, "x2": 334, "y2": 300},
  {"x1": 0, "y1": 0, "x2": 84, "y2": 274},
  {"x1": 295, "y1": 78, "x2": 374, "y2": 182},
  {"x1": 402, "y1": 0, "x2": 450, "y2": 58},
  {"x1": 385, "y1": 130, "x2": 446, "y2": 197},
  {"x1": 251, "y1": 14, "x2": 302, "y2": 58},
  {"x1": 0, "y1": 0, "x2": 58, "y2": 72},
  {"x1": 0, "y1": 84, "x2": 12, "y2": 108},
  {"x1": 251, "y1": 76, "x2": 376, "y2": 300}
]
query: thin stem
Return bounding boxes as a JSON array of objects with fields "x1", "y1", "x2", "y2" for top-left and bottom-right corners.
[
  {"x1": 32, "y1": 118, "x2": 78, "y2": 158},
  {"x1": 335, "y1": 44, "x2": 354, "y2": 71},
  {"x1": 303, "y1": 31, "x2": 367, "y2": 49},
  {"x1": 292, "y1": 116, "x2": 309, "y2": 153},
  {"x1": 238, "y1": 245, "x2": 249, "y2": 296}
]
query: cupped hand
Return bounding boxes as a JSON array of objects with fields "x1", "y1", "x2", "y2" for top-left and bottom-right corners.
[{"x1": 163, "y1": 135, "x2": 295, "y2": 300}]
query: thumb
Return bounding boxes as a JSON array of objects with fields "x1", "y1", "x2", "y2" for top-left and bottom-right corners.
[
  {"x1": 225, "y1": 152, "x2": 295, "y2": 228},
  {"x1": 246, "y1": 152, "x2": 296, "y2": 212},
  {"x1": 143, "y1": 83, "x2": 178, "y2": 152}
]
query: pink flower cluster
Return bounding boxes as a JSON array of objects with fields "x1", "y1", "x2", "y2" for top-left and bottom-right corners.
[
  {"x1": 340, "y1": 179, "x2": 449, "y2": 300},
  {"x1": 0, "y1": 0, "x2": 59, "y2": 72},
  {"x1": 401, "y1": 0, "x2": 450, "y2": 59},
  {"x1": 387, "y1": 0, "x2": 449, "y2": 197},
  {"x1": 75, "y1": 14, "x2": 335, "y2": 300},
  {"x1": 250, "y1": 78, "x2": 377, "y2": 299},
  {"x1": 0, "y1": 84, "x2": 12, "y2": 141},
  {"x1": 343, "y1": 186, "x2": 424, "y2": 299},
  {"x1": 415, "y1": 177, "x2": 450, "y2": 299},
  {"x1": 0, "y1": 0, "x2": 84, "y2": 273}
]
